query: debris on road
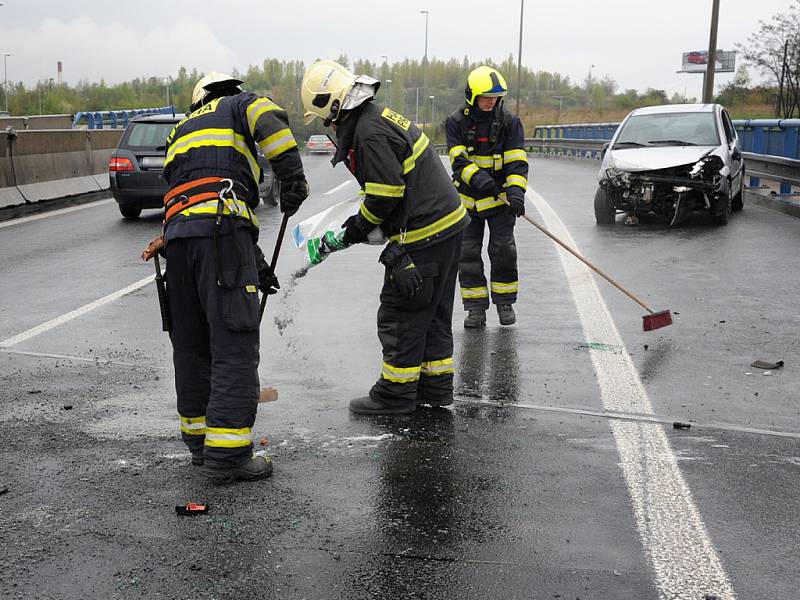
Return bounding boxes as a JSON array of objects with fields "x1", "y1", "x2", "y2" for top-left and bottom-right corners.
[
  {"x1": 28, "y1": 389, "x2": 42, "y2": 394},
  {"x1": 259, "y1": 387, "x2": 279, "y2": 402},
  {"x1": 0, "y1": 485, "x2": 8, "y2": 495},
  {"x1": 175, "y1": 502, "x2": 209, "y2": 516},
  {"x1": 259, "y1": 437, "x2": 269, "y2": 447},
  {"x1": 673, "y1": 422, "x2": 692, "y2": 430},
  {"x1": 62, "y1": 404, "x2": 73, "y2": 410},
  {"x1": 751, "y1": 359, "x2": 784, "y2": 370}
]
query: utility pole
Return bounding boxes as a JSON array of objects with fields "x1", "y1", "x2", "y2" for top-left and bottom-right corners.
[
  {"x1": 420, "y1": 10, "x2": 429, "y2": 127},
  {"x1": 516, "y1": 0, "x2": 524, "y2": 116},
  {"x1": 702, "y1": 0, "x2": 720, "y2": 104},
  {"x1": 2, "y1": 53, "x2": 10, "y2": 114}
]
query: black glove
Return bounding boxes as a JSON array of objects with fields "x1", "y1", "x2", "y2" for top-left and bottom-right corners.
[
  {"x1": 471, "y1": 170, "x2": 496, "y2": 197},
  {"x1": 379, "y1": 242, "x2": 422, "y2": 300},
  {"x1": 279, "y1": 175, "x2": 309, "y2": 216},
  {"x1": 507, "y1": 190, "x2": 526, "y2": 217},
  {"x1": 257, "y1": 260, "x2": 280, "y2": 296},
  {"x1": 341, "y1": 215, "x2": 369, "y2": 246}
]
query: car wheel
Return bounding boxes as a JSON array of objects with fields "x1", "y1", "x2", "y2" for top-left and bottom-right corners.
[
  {"x1": 594, "y1": 186, "x2": 616, "y2": 225},
  {"x1": 712, "y1": 192, "x2": 730, "y2": 226},
  {"x1": 119, "y1": 205, "x2": 142, "y2": 219},
  {"x1": 731, "y1": 169, "x2": 744, "y2": 212}
]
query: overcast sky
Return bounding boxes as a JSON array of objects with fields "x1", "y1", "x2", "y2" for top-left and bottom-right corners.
[{"x1": 0, "y1": 0, "x2": 792, "y2": 97}]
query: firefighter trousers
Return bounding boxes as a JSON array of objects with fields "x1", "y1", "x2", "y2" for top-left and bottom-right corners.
[
  {"x1": 165, "y1": 226, "x2": 261, "y2": 468},
  {"x1": 370, "y1": 232, "x2": 463, "y2": 409},
  {"x1": 458, "y1": 208, "x2": 518, "y2": 309}
]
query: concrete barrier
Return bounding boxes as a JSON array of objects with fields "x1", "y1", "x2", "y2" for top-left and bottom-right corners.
[
  {"x1": 0, "y1": 114, "x2": 73, "y2": 131},
  {"x1": 0, "y1": 128, "x2": 123, "y2": 208}
]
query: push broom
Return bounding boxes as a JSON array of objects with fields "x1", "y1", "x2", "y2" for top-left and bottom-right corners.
[{"x1": 514, "y1": 206, "x2": 672, "y2": 332}]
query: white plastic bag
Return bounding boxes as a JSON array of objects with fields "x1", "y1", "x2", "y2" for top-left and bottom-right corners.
[{"x1": 291, "y1": 195, "x2": 387, "y2": 248}]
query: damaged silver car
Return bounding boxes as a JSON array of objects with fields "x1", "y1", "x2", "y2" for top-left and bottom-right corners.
[{"x1": 595, "y1": 104, "x2": 745, "y2": 226}]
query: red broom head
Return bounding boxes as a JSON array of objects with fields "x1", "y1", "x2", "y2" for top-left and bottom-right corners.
[{"x1": 643, "y1": 309, "x2": 673, "y2": 332}]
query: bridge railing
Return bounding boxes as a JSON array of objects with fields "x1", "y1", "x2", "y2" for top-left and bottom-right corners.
[{"x1": 72, "y1": 106, "x2": 176, "y2": 129}]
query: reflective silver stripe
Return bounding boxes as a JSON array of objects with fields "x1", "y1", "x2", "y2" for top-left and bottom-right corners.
[
  {"x1": 470, "y1": 155, "x2": 494, "y2": 169},
  {"x1": 461, "y1": 163, "x2": 479, "y2": 184},
  {"x1": 448, "y1": 144, "x2": 468, "y2": 164},
  {"x1": 165, "y1": 128, "x2": 260, "y2": 183},
  {"x1": 246, "y1": 97, "x2": 280, "y2": 134},
  {"x1": 461, "y1": 286, "x2": 489, "y2": 299},
  {"x1": 506, "y1": 174, "x2": 528, "y2": 190},
  {"x1": 421, "y1": 358, "x2": 454, "y2": 376},
  {"x1": 403, "y1": 134, "x2": 430, "y2": 173}
]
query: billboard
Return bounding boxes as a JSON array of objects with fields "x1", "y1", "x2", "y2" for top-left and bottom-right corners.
[{"x1": 679, "y1": 50, "x2": 736, "y2": 73}]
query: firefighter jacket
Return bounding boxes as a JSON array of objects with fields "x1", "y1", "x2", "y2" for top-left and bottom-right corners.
[
  {"x1": 445, "y1": 103, "x2": 529, "y2": 218},
  {"x1": 163, "y1": 91, "x2": 303, "y2": 239},
  {"x1": 333, "y1": 102, "x2": 469, "y2": 250}
]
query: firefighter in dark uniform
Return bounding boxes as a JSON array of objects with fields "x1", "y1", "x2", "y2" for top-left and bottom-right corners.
[
  {"x1": 445, "y1": 66, "x2": 529, "y2": 328},
  {"x1": 162, "y1": 72, "x2": 309, "y2": 480},
  {"x1": 300, "y1": 60, "x2": 470, "y2": 415}
]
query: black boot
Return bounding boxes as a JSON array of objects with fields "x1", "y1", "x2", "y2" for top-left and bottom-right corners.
[
  {"x1": 464, "y1": 308, "x2": 486, "y2": 328},
  {"x1": 200, "y1": 455, "x2": 273, "y2": 482},
  {"x1": 190, "y1": 448, "x2": 204, "y2": 466},
  {"x1": 497, "y1": 304, "x2": 516, "y2": 326},
  {"x1": 349, "y1": 396, "x2": 416, "y2": 415}
]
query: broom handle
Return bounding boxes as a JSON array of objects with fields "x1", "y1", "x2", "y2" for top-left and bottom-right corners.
[
  {"x1": 259, "y1": 212, "x2": 290, "y2": 321},
  {"x1": 521, "y1": 213, "x2": 654, "y2": 314}
]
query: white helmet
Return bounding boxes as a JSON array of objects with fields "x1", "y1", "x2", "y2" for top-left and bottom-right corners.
[
  {"x1": 301, "y1": 60, "x2": 380, "y2": 125},
  {"x1": 190, "y1": 71, "x2": 243, "y2": 112}
]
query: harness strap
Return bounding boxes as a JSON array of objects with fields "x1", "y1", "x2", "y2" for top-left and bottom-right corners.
[{"x1": 163, "y1": 177, "x2": 249, "y2": 222}]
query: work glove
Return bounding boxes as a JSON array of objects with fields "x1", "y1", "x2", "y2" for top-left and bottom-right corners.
[
  {"x1": 471, "y1": 170, "x2": 496, "y2": 197},
  {"x1": 279, "y1": 175, "x2": 310, "y2": 217},
  {"x1": 341, "y1": 214, "x2": 370, "y2": 246},
  {"x1": 507, "y1": 190, "x2": 526, "y2": 217},
  {"x1": 379, "y1": 241, "x2": 422, "y2": 300},
  {"x1": 256, "y1": 258, "x2": 280, "y2": 296}
]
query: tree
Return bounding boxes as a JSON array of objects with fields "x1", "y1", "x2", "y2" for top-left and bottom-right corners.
[{"x1": 738, "y1": 0, "x2": 800, "y2": 117}]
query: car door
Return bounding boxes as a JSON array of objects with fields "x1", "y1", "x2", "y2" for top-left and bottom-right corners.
[{"x1": 720, "y1": 108, "x2": 743, "y2": 195}]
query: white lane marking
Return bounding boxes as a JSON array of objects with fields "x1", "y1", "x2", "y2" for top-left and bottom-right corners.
[
  {"x1": 324, "y1": 181, "x2": 353, "y2": 196},
  {"x1": 527, "y1": 189, "x2": 735, "y2": 600},
  {"x1": 0, "y1": 198, "x2": 114, "y2": 229},
  {"x1": 0, "y1": 275, "x2": 153, "y2": 348},
  {"x1": 0, "y1": 347, "x2": 143, "y2": 368}
]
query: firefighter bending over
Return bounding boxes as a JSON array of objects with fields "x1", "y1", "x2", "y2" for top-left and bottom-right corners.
[{"x1": 301, "y1": 60, "x2": 470, "y2": 415}]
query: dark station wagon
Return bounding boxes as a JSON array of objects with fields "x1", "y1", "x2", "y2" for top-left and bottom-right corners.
[{"x1": 109, "y1": 114, "x2": 279, "y2": 219}]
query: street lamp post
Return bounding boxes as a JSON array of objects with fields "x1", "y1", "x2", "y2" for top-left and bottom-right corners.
[
  {"x1": 385, "y1": 79, "x2": 392, "y2": 108},
  {"x1": 429, "y1": 95, "x2": 435, "y2": 130},
  {"x1": 420, "y1": 10, "x2": 429, "y2": 126},
  {"x1": 2, "y1": 53, "x2": 10, "y2": 114},
  {"x1": 516, "y1": 0, "x2": 524, "y2": 116}
]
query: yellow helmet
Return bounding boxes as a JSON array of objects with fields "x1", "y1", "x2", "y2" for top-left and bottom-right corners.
[
  {"x1": 465, "y1": 66, "x2": 508, "y2": 106},
  {"x1": 301, "y1": 60, "x2": 379, "y2": 125},
  {"x1": 190, "y1": 71, "x2": 243, "y2": 112}
]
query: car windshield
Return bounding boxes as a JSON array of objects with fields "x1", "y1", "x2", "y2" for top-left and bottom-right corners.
[
  {"x1": 125, "y1": 122, "x2": 176, "y2": 149},
  {"x1": 614, "y1": 112, "x2": 719, "y2": 148}
]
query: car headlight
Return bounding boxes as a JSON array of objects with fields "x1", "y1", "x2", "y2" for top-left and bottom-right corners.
[{"x1": 605, "y1": 167, "x2": 630, "y2": 184}]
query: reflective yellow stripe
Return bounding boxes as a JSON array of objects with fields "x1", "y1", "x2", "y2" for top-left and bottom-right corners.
[
  {"x1": 180, "y1": 415, "x2": 206, "y2": 436},
  {"x1": 204, "y1": 426, "x2": 252, "y2": 448},
  {"x1": 461, "y1": 163, "x2": 479, "y2": 185},
  {"x1": 360, "y1": 202, "x2": 383, "y2": 225},
  {"x1": 421, "y1": 357, "x2": 454, "y2": 376},
  {"x1": 246, "y1": 97, "x2": 280, "y2": 134},
  {"x1": 365, "y1": 182, "x2": 406, "y2": 197},
  {"x1": 164, "y1": 128, "x2": 259, "y2": 184},
  {"x1": 491, "y1": 281, "x2": 519, "y2": 294},
  {"x1": 461, "y1": 286, "x2": 489, "y2": 299},
  {"x1": 459, "y1": 194, "x2": 476, "y2": 210},
  {"x1": 470, "y1": 155, "x2": 494, "y2": 169},
  {"x1": 506, "y1": 174, "x2": 528, "y2": 190},
  {"x1": 173, "y1": 197, "x2": 259, "y2": 227},
  {"x1": 258, "y1": 127, "x2": 298, "y2": 160},
  {"x1": 403, "y1": 134, "x2": 430, "y2": 173},
  {"x1": 475, "y1": 193, "x2": 507, "y2": 212},
  {"x1": 381, "y1": 362, "x2": 421, "y2": 383},
  {"x1": 503, "y1": 149, "x2": 527, "y2": 163},
  {"x1": 389, "y1": 204, "x2": 467, "y2": 245},
  {"x1": 448, "y1": 144, "x2": 468, "y2": 165}
]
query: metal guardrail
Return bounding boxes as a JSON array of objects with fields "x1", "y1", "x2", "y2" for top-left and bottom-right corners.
[
  {"x1": 742, "y1": 152, "x2": 800, "y2": 187},
  {"x1": 72, "y1": 106, "x2": 176, "y2": 129}
]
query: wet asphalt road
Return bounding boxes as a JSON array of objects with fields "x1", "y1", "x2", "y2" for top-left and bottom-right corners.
[{"x1": 0, "y1": 154, "x2": 798, "y2": 600}]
